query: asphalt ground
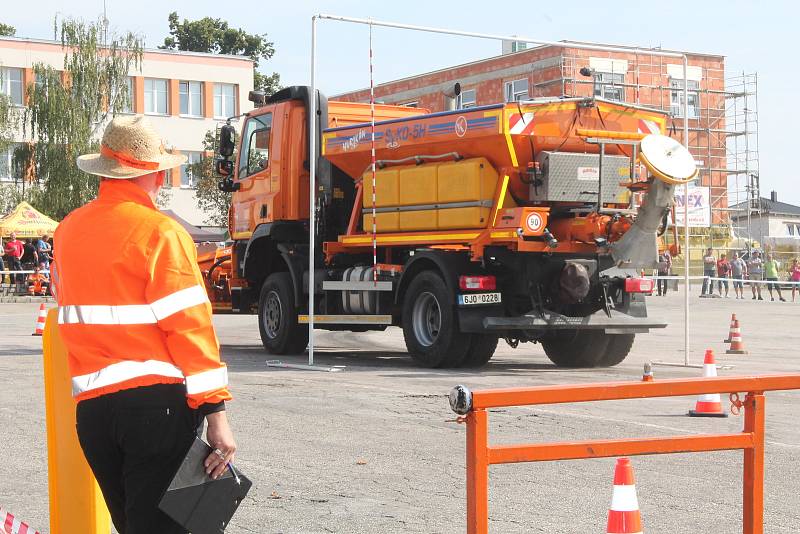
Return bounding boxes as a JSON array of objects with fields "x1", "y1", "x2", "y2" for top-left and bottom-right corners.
[{"x1": 1, "y1": 291, "x2": 799, "y2": 533}]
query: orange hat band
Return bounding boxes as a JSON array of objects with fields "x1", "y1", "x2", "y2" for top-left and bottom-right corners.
[{"x1": 100, "y1": 145, "x2": 160, "y2": 171}]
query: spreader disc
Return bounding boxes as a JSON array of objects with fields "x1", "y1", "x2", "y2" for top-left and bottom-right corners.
[{"x1": 639, "y1": 134, "x2": 698, "y2": 185}]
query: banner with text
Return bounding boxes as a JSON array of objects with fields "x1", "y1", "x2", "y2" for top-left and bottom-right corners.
[{"x1": 671, "y1": 185, "x2": 711, "y2": 227}]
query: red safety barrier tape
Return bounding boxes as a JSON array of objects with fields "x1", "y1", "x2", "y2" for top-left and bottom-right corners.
[{"x1": 0, "y1": 508, "x2": 42, "y2": 534}]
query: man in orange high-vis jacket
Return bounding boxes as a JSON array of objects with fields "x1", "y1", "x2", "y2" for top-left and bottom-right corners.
[{"x1": 52, "y1": 116, "x2": 236, "y2": 534}]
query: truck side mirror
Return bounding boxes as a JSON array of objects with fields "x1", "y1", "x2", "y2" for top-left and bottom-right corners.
[
  {"x1": 219, "y1": 124, "x2": 236, "y2": 158},
  {"x1": 218, "y1": 176, "x2": 240, "y2": 193},
  {"x1": 215, "y1": 159, "x2": 233, "y2": 177}
]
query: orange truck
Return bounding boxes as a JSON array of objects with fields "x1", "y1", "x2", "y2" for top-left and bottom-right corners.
[{"x1": 208, "y1": 85, "x2": 676, "y2": 368}]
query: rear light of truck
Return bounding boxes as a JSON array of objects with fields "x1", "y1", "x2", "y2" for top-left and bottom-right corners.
[
  {"x1": 625, "y1": 277, "x2": 654, "y2": 294},
  {"x1": 459, "y1": 275, "x2": 496, "y2": 291}
]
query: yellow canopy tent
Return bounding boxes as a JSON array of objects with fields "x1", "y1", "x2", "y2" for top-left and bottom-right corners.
[{"x1": 0, "y1": 202, "x2": 59, "y2": 238}]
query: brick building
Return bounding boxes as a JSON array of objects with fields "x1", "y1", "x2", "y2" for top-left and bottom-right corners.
[{"x1": 335, "y1": 41, "x2": 729, "y2": 217}]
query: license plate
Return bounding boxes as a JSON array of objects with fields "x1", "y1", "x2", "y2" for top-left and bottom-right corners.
[{"x1": 457, "y1": 292, "x2": 502, "y2": 306}]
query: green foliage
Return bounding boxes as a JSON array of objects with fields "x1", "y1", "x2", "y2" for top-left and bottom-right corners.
[
  {"x1": 18, "y1": 17, "x2": 143, "y2": 220},
  {"x1": 0, "y1": 23, "x2": 15, "y2": 37},
  {"x1": 193, "y1": 129, "x2": 232, "y2": 227},
  {"x1": 160, "y1": 12, "x2": 280, "y2": 96}
]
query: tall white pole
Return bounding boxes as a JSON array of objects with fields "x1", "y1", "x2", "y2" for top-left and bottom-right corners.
[
  {"x1": 308, "y1": 16, "x2": 317, "y2": 366},
  {"x1": 682, "y1": 56, "x2": 690, "y2": 366}
]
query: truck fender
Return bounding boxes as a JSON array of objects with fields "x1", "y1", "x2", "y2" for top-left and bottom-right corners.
[
  {"x1": 395, "y1": 251, "x2": 470, "y2": 307},
  {"x1": 243, "y1": 222, "x2": 307, "y2": 307}
]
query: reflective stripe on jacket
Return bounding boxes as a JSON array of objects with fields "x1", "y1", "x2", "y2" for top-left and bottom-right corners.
[{"x1": 52, "y1": 179, "x2": 231, "y2": 409}]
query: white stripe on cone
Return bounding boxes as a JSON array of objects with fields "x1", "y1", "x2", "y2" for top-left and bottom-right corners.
[{"x1": 610, "y1": 484, "x2": 639, "y2": 512}]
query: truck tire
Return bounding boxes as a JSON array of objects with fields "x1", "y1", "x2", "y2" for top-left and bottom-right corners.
[
  {"x1": 402, "y1": 271, "x2": 471, "y2": 368},
  {"x1": 460, "y1": 335, "x2": 499, "y2": 368},
  {"x1": 598, "y1": 334, "x2": 635, "y2": 367},
  {"x1": 541, "y1": 330, "x2": 610, "y2": 368},
  {"x1": 258, "y1": 272, "x2": 309, "y2": 355}
]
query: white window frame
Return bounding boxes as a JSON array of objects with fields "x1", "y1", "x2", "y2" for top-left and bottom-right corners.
[
  {"x1": 457, "y1": 89, "x2": 477, "y2": 109},
  {"x1": 214, "y1": 83, "x2": 237, "y2": 119},
  {"x1": 670, "y1": 78, "x2": 700, "y2": 119},
  {"x1": 0, "y1": 143, "x2": 21, "y2": 182},
  {"x1": 1, "y1": 67, "x2": 23, "y2": 106},
  {"x1": 400, "y1": 101, "x2": 418, "y2": 108},
  {"x1": 504, "y1": 79, "x2": 528, "y2": 102},
  {"x1": 180, "y1": 151, "x2": 202, "y2": 188},
  {"x1": 144, "y1": 78, "x2": 168, "y2": 115},
  {"x1": 593, "y1": 72, "x2": 625, "y2": 102},
  {"x1": 179, "y1": 80, "x2": 203, "y2": 117}
]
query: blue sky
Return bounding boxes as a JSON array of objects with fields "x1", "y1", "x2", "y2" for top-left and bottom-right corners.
[{"x1": 6, "y1": 1, "x2": 799, "y2": 204}]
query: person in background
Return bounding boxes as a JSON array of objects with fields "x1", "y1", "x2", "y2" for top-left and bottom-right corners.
[
  {"x1": 747, "y1": 250, "x2": 764, "y2": 300},
  {"x1": 764, "y1": 252, "x2": 785, "y2": 302},
  {"x1": 789, "y1": 258, "x2": 800, "y2": 302},
  {"x1": 657, "y1": 249, "x2": 672, "y2": 296},
  {"x1": 0, "y1": 236, "x2": 4, "y2": 275},
  {"x1": 4, "y1": 232, "x2": 24, "y2": 283},
  {"x1": 716, "y1": 253, "x2": 731, "y2": 298},
  {"x1": 729, "y1": 252, "x2": 747, "y2": 300},
  {"x1": 701, "y1": 247, "x2": 716, "y2": 296},
  {"x1": 21, "y1": 238, "x2": 38, "y2": 271},
  {"x1": 36, "y1": 233, "x2": 52, "y2": 269}
]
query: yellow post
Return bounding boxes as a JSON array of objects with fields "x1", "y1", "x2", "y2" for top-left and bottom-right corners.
[{"x1": 42, "y1": 309, "x2": 111, "y2": 534}]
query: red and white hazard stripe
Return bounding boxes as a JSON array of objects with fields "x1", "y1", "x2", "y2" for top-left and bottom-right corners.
[
  {"x1": 1, "y1": 508, "x2": 41, "y2": 534},
  {"x1": 508, "y1": 112, "x2": 535, "y2": 135},
  {"x1": 637, "y1": 119, "x2": 661, "y2": 135},
  {"x1": 368, "y1": 22, "x2": 377, "y2": 285}
]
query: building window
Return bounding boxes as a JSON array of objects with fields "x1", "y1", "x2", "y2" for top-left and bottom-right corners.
[
  {"x1": 238, "y1": 113, "x2": 272, "y2": 179},
  {"x1": 670, "y1": 78, "x2": 700, "y2": 119},
  {"x1": 180, "y1": 151, "x2": 202, "y2": 188},
  {"x1": 0, "y1": 143, "x2": 21, "y2": 182},
  {"x1": 214, "y1": 83, "x2": 237, "y2": 118},
  {"x1": 504, "y1": 79, "x2": 528, "y2": 102},
  {"x1": 111, "y1": 77, "x2": 134, "y2": 113},
  {"x1": 179, "y1": 80, "x2": 203, "y2": 117},
  {"x1": 594, "y1": 72, "x2": 625, "y2": 102},
  {"x1": 456, "y1": 89, "x2": 476, "y2": 109},
  {"x1": 1, "y1": 67, "x2": 23, "y2": 106},
  {"x1": 144, "y1": 78, "x2": 168, "y2": 115},
  {"x1": 400, "y1": 101, "x2": 418, "y2": 108}
]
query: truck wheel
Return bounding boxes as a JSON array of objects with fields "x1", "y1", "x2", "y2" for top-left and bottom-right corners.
[
  {"x1": 598, "y1": 334, "x2": 635, "y2": 367},
  {"x1": 541, "y1": 330, "x2": 610, "y2": 368},
  {"x1": 402, "y1": 271, "x2": 471, "y2": 368},
  {"x1": 258, "y1": 272, "x2": 308, "y2": 355},
  {"x1": 460, "y1": 335, "x2": 499, "y2": 368}
]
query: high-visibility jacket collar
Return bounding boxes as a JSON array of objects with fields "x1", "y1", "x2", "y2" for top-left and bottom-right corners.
[{"x1": 97, "y1": 178, "x2": 156, "y2": 210}]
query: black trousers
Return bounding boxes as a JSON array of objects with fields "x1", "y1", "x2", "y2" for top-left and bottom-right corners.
[{"x1": 76, "y1": 384, "x2": 201, "y2": 534}]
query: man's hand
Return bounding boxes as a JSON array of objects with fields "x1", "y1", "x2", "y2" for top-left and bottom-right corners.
[{"x1": 204, "y1": 411, "x2": 237, "y2": 479}]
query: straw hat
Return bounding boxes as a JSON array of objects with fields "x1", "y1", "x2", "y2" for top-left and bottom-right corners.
[{"x1": 77, "y1": 115, "x2": 186, "y2": 179}]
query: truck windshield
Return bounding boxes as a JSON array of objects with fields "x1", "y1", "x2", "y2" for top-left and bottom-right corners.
[{"x1": 238, "y1": 113, "x2": 272, "y2": 179}]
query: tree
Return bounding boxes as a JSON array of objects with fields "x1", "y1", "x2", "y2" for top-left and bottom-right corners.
[
  {"x1": 17, "y1": 17, "x2": 143, "y2": 219},
  {"x1": 192, "y1": 129, "x2": 232, "y2": 227},
  {"x1": 0, "y1": 23, "x2": 15, "y2": 37},
  {"x1": 160, "y1": 12, "x2": 280, "y2": 96}
]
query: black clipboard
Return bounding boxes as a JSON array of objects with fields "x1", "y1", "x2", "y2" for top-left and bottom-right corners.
[{"x1": 158, "y1": 437, "x2": 252, "y2": 534}]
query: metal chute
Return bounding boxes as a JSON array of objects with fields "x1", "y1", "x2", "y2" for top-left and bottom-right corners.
[{"x1": 611, "y1": 135, "x2": 698, "y2": 269}]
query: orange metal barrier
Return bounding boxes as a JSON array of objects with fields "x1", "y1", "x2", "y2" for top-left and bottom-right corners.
[{"x1": 448, "y1": 375, "x2": 800, "y2": 534}]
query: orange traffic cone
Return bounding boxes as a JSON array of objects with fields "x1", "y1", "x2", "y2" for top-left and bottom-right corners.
[
  {"x1": 606, "y1": 458, "x2": 643, "y2": 534},
  {"x1": 32, "y1": 303, "x2": 46, "y2": 336},
  {"x1": 726, "y1": 319, "x2": 748, "y2": 355},
  {"x1": 642, "y1": 362, "x2": 654, "y2": 382},
  {"x1": 688, "y1": 349, "x2": 728, "y2": 417},
  {"x1": 723, "y1": 313, "x2": 737, "y2": 343}
]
